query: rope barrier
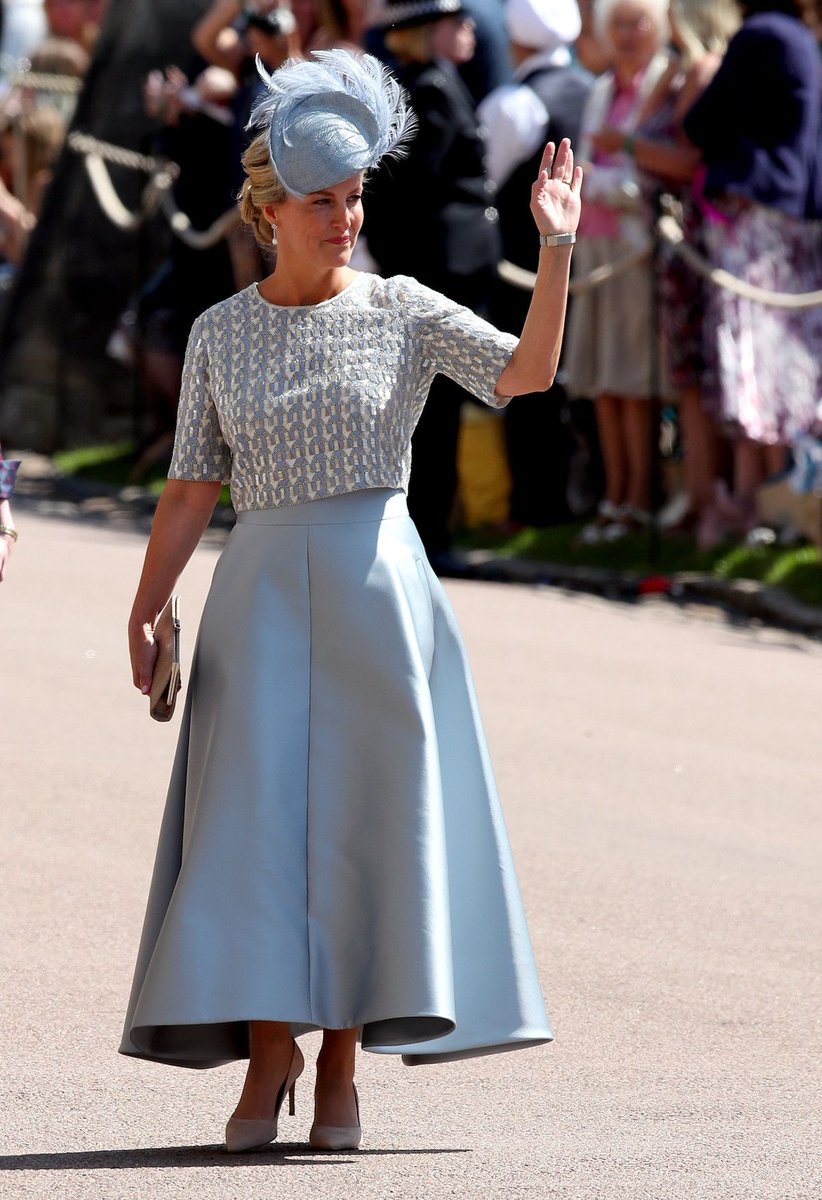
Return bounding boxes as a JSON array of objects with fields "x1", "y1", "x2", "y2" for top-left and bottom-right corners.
[
  {"x1": 159, "y1": 192, "x2": 240, "y2": 249},
  {"x1": 68, "y1": 131, "x2": 178, "y2": 178},
  {"x1": 658, "y1": 213, "x2": 822, "y2": 310},
  {"x1": 82, "y1": 153, "x2": 170, "y2": 231},
  {"x1": 10, "y1": 71, "x2": 82, "y2": 94},
  {"x1": 69, "y1": 132, "x2": 239, "y2": 247},
  {"x1": 499, "y1": 208, "x2": 821, "y2": 308},
  {"x1": 66, "y1": 130, "x2": 822, "y2": 303},
  {"x1": 499, "y1": 242, "x2": 652, "y2": 294}
]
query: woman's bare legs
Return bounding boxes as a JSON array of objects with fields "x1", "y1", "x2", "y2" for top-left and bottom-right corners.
[
  {"x1": 702, "y1": 439, "x2": 788, "y2": 545},
  {"x1": 314, "y1": 1027, "x2": 359, "y2": 1129},
  {"x1": 621, "y1": 396, "x2": 652, "y2": 513},
  {"x1": 734, "y1": 439, "x2": 788, "y2": 520},
  {"x1": 680, "y1": 387, "x2": 719, "y2": 516},
  {"x1": 232, "y1": 1020, "x2": 296, "y2": 1120},
  {"x1": 232, "y1": 1022, "x2": 358, "y2": 1127},
  {"x1": 595, "y1": 393, "x2": 628, "y2": 509}
]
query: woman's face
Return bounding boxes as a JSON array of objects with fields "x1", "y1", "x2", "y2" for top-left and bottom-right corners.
[
  {"x1": 264, "y1": 173, "x2": 365, "y2": 265},
  {"x1": 605, "y1": 1, "x2": 663, "y2": 72},
  {"x1": 430, "y1": 14, "x2": 476, "y2": 64}
]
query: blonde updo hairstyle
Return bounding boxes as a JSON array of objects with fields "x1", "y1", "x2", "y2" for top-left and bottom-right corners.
[
  {"x1": 239, "y1": 129, "x2": 289, "y2": 247},
  {"x1": 671, "y1": 0, "x2": 741, "y2": 65},
  {"x1": 384, "y1": 23, "x2": 437, "y2": 63}
]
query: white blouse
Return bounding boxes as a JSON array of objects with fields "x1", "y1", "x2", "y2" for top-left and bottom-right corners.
[{"x1": 168, "y1": 273, "x2": 517, "y2": 511}]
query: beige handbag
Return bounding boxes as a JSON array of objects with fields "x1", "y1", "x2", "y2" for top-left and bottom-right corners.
[{"x1": 149, "y1": 594, "x2": 181, "y2": 722}]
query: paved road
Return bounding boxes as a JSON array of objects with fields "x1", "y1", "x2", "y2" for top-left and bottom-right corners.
[{"x1": 2, "y1": 512, "x2": 821, "y2": 1199}]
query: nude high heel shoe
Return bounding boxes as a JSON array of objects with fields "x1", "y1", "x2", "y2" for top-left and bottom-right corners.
[
  {"x1": 225, "y1": 1040, "x2": 304, "y2": 1153},
  {"x1": 309, "y1": 1081, "x2": 362, "y2": 1150}
]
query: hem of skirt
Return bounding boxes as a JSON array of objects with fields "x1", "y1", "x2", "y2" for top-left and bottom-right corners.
[
  {"x1": 118, "y1": 1047, "x2": 237, "y2": 1070},
  {"x1": 120, "y1": 1010, "x2": 458, "y2": 1069},
  {"x1": 117, "y1": 1033, "x2": 553, "y2": 1071},
  {"x1": 389, "y1": 1034, "x2": 553, "y2": 1066}
]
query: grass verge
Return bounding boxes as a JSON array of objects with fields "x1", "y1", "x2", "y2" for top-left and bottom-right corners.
[
  {"x1": 53, "y1": 441, "x2": 232, "y2": 506},
  {"x1": 455, "y1": 524, "x2": 822, "y2": 609}
]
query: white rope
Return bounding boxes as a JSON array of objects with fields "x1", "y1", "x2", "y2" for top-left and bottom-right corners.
[
  {"x1": 499, "y1": 215, "x2": 822, "y2": 309},
  {"x1": 159, "y1": 192, "x2": 240, "y2": 249},
  {"x1": 11, "y1": 70, "x2": 82, "y2": 94},
  {"x1": 68, "y1": 131, "x2": 179, "y2": 178},
  {"x1": 658, "y1": 213, "x2": 822, "y2": 309},
  {"x1": 496, "y1": 260, "x2": 537, "y2": 291},
  {"x1": 72, "y1": 132, "x2": 239, "y2": 246},
  {"x1": 82, "y1": 154, "x2": 171, "y2": 231},
  {"x1": 498, "y1": 242, "x2": 652, "y2": 294}
]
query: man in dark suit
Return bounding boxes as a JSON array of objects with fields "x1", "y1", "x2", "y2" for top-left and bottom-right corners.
[
  {"x1": 479, "y1": 0, "x2": 593, "y2": 527},
  {"x1": 366, "y1": 0, "x2": 502, "y2": 562}
]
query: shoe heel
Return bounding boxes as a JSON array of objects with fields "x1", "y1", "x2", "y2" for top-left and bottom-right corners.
[
  {"x1": 224, "y1": 1039, "x2": 303, "y2": 1153},
  {"x1": 288, "y1": 1082, "x2": 296, "y2": 1117}
]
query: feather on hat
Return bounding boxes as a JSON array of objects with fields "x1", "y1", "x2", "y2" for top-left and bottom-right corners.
[{"x1": 248, "y1": 50, "x2": 417, "y2": 197}]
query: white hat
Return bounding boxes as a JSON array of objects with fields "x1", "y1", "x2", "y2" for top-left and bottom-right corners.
[
  {"x1": 506, "y1": 0, "x2": 582, "y2": 51},
  {"x1": 248, "y1": 50, "x2": 416, "y2": 197}
]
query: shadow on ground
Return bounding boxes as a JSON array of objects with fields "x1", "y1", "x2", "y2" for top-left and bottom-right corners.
[{"x1": 0, "y1": 1144, "x2": 470, "y2": 1171}]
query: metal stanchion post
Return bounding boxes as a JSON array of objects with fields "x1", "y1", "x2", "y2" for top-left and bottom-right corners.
[{"x1": 647, "y1": 187, "x2": 664, "y2": 566}]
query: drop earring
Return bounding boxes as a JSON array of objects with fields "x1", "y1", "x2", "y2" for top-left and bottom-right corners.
[{"x1": 270, "y1": 221, "x2": 277, "y2": 246}]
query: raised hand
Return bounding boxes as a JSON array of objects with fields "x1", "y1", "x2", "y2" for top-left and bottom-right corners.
[{"x1": 530, "y1": 138, "x2": 583, "y2": 237}]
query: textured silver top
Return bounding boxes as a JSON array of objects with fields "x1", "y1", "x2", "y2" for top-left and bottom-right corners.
[{"x1": 168, "y1": 273, "x2": 517, "y2": 512}]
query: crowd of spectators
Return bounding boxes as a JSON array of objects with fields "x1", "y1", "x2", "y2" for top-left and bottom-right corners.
[
  {"x1": 0, "y1": 1, "x2": 101, "y2": 287},
  {"x1": 0, "y1": 0, "x2": 107, "y2": 578},
  {"x1": 2, "y1": 0, "x2": 821, "y2": 571}
]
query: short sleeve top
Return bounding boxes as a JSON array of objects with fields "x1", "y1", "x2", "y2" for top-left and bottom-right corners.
[{"x1": 169, "y1": 273, "x2": 517, "y2": 511}]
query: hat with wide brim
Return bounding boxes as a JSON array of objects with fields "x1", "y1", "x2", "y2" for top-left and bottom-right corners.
[
  {"x1": 248, "y1": 50, "x2": 416, "y2": 197},
  {"x1": 379, "y1": 0, "x2": 469, "y2": 31}
]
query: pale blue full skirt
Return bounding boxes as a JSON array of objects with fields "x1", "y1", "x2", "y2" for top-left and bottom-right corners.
[{"x1": 120, "y1": 488, "x2": 551, "y2": 1068}]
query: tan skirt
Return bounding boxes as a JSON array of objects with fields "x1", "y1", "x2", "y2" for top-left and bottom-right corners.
[{"x1": 564, "y1": 234, "x2": 657, "y2": 399}]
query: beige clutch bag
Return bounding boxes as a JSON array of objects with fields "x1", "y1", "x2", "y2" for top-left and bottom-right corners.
[{"x1": 149, "y1": 594, "x2": 181, "y2": 722}]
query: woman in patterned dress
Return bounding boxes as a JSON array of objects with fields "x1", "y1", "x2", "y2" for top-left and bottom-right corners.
[
  {"x1": 683, "y1": 0, "x2": 822, "y2": 532},
  {"x1": 122, "y1": 51, "x2": 580, "y2": 1154}
]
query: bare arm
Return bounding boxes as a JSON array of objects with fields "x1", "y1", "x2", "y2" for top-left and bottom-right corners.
[
  {"x1": 128, "y1": 479, "x2": 222, "y2": 693},
  {"x1": 590, "y1": 125, "x2": 701, "y2": 184},
  {"x1": 631, "y1": 134, "x2": 701, "y2": 183},
  {"x1": 0, "y1": 496, "x2": 15, "y2": 582},
  {"x1": 0, "y1": 177, "x2": 35, "y2": 265},
  {"x1": 495, "y1": 139, "x2": 583, "y2": 397},
  {"x1": 191, "y1": 0, "x2": 246, "y2": 72}
]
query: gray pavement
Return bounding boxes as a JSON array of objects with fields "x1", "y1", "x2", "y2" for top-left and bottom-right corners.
[{"x1": 2, "y1": 512, "x2": 821, "y2": 1199}]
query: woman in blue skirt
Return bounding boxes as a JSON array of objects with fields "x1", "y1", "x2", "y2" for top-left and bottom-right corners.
[{"x1": 123, "y1": 49, "x2": 581, "y2": 1154}]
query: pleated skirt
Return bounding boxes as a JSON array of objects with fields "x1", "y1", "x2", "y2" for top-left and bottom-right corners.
[{"x1": 120, "y1": 488, "x2": 552, "y2": 1068}]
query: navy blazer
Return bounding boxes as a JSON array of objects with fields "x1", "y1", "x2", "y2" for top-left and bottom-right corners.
[
  {"x1": 683, "y1": 13, "x2": 822, "y2": 219},
  {"x1": 365, "y1": 58, "x2": 500, "y2": 292}
]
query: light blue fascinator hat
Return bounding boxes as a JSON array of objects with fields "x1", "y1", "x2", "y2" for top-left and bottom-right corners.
[{"x1": 248, "y1": 49, "x2": 417, "y2": 197}]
